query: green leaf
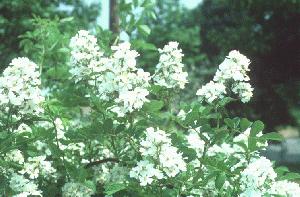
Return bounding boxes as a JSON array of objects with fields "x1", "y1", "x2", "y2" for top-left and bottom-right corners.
[
  {"x1": 260, "y1": 132, "x2": 283, "y2": 141},
  {"x1": 224, "y1": 118, "x2": 234, "y2": 128},
  {"x1": 105, "y1": 183, "x2": 126, "y2": 195},
  {"x1": 275, "y1": 166, "x2": 290, "y2": 176},
  {"x1": 143, "y1": 100, "x2": 164, "y2": 112},
  {"x1": 138, "y1": 25, "x2": 151, "y2": 36},
  {"x1": 250, "y1": 120, "x2": 264, "y2": 137},
  {"x1": 103, "y1": 119, "x2": 113, "y2": 132},
  {"x1": 215, "y1": 172, "x2": 226, "y2": 190},
  {"x1": 240, "y1": 118, "x2": 251, "y2": 131},
  {"x1": 132, "y1": 40, "x2": 157, "y2": 51},
  {"x1": 278, "y1": 172, "x2": 300, "y2": 181},
  {"x1": 248, "y1": 137, "x2": 257, "y2": 152}
]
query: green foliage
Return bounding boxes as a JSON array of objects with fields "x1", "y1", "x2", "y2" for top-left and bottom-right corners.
[
  {"x1": 195, "y1": 0, "x2": 300, "y2": 129},
  {"x1": 0, "y1": 0, "x2": 99, "y2": 68},
  {"x1": 1, "y1": 1, "x2": 300, "y2": 196}
]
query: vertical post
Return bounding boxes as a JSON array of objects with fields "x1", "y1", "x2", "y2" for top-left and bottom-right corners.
[{"x1": 109, "y1": 0, "x2": 119, "y2": 34}]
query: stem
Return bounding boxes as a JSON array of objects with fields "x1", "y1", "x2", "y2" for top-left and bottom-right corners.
[
  {"x1": 85, "y1": 158, "x2": 119, "y2": 168},
  {"x1": 215, "y1": 105, "x2": 220, "y2": 129}
]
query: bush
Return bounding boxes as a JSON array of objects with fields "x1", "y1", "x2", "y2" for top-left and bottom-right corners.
[{"x1": 1, "y1": 2, "x2": 300, "y2": 196}]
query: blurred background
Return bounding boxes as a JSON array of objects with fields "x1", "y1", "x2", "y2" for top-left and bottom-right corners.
[{"x1": 1, "y1": 0, "x2": 300, "y2": 167}]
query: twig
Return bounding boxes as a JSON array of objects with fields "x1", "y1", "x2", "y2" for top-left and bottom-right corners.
[{"x1": 85, "y1": 158, "x2": 119, "y2": 168}]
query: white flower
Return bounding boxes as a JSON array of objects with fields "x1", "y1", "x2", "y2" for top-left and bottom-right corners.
[
  {"x1": 5, "y1": 149, "x2": 24, "y2": 165},
  {"x1": 111, "y1": 42, "x2": 139, "y2": 70},
  {"x1": 197, "y1": 50, "x2": 253, "y2": 103},
  {"x1": 62, "y1": 182, "x2": 95, "y2": 197},
  {"x1": 227, "y1": 50, "x2": 251, "y2": 70},
  {"x1": 70, "y1": 33, "x2": 150, "y2": 116},
  {"x1": 153, "y1": 41, "x2": 188, "y2": 89},
  {"x1": 129, "y1": 160, "x2": 164, "y2": 186},
  {"x1": 240, "y1": 157, "x2": 276, "y2": 195},
  {"x1": 268, "y1": 180, "x2": 300, "y2": 197},
  {"x1": 9, "y1": 173, "x2": 42, "y2": 196},
  {"x1": 196, "y1": 81, "x2": 226, "y2": 103},
  {"x1": 232, "y1": 82, "x2": 253, "y2": 103},
  {"x1": 0, "y1": 57, "x2": 44, "y2": 116},
  {"x1": 214, "y1": 50, "x2": 250, "y2": 83},
  {"x1": 116, "y1": 87, "x2": 149, "y2": 114},
  {"x1": 186, "y1": 127, "x2": 205, "y2": 157},
  {"x1": 13, "y1": 123, "x2": 32, "y2": 134},
  {"x1": 54, "y1": 118, "x2": 66, "y2": 140},
  {"x1": 19, "y1": 156, "x2": 56, "y2": 179},
  {"x1": 159, "y1": 144, "x2": 186, "y2": 177},
  {"x1": 131, "y1": 127, "x2": 186, "y2": 185},
  {"x1": 69, "y1": 30, "x2": 105, "y2": 82}
]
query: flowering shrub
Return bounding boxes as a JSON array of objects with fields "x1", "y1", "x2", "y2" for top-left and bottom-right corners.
[{"x1": 1, "y1": 28, "x2": 300, "y2": 197}]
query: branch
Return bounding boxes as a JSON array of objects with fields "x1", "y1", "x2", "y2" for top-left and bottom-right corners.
[{"x1": 85, "y1": 158, "x2": 119, "y2": 168}]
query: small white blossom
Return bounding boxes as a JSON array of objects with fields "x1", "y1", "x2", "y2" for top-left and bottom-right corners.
[
  {"x1": 214, "y1": 50, "x2": 250, "y2": 83},
  {"x1": 0, "y1": 57, "x2": 44, "y2": 116},
  {"x1": 129, "y1": 160, "x2": 164, "y2": 186},
  {"x1": 54, "y1": 118, "x2": 66, "y2": 140},
  {"x1": 9, "y1": 173, "x2": 42, "y2": 197},
  {"x1": 13, "y1": 123, "x2": 32, "y2": 134},
  {"x1": 153, "y1": 41, "x2": 188, "y2": 89},
  {"x1": 232, "y1": 82, "x2": 254, "y2": 103},
  {"x1": 268, "y1": 180, "x2": 300, "y2": 197},
  {"x1": 62, "y1": 182, "x2": 95, "y2": 197},
  {"x1": 196, "y1": 81, "x2": 226, "y2": 103},
  {"x1": 240, "y1": 157, "x2": 276, "y2": 196},
  {"x1": 196, "y1": 50, "x2": 253, "y2": 103},
  {"x1": 19, "y1": 156, "x2": 56, "y2": 179},
  {"x1": 5, "y1": 149, "x2": 24, "y2": 165},
  {"x1": 69, "y1": 30, "x2": 105, "y2": 82},
  {"x1": 186, "y1": 127, "x2": 205, "y2": 157},
  {"x1": 70, "y1": 31, "x2": 150, "y2": 116},
  {"x1": 130, "y1": 127, "x2": 186, "y2": 185}
]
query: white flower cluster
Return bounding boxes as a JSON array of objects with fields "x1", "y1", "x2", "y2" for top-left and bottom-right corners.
[
  {"x1": 5, "y1": 149, "x2": 24, "y2": 165},
  {"x1": 13, "y1": 123, "x2": 32, "y2": 134},
  {"x1": 196, "y1": 81, "x2": 226, "y2": 103},
  {"x1": 9, "y1": 173, "x2": 42, "y2": 197},
  {"x1": 240, "y1": 157, "x2": 277, "y2": 196},
  {"x1": 185, "y1": 125, "x2": 273, "y2": 195},
  {"x1": 109, "y1": 42, "x2": 151, "y2": 116},
  {"x1": 70, "y1": 31, "x2": 151, "y2": 117},
  {"x1": 0, "y1": 57, "x2": 44, "y2": 116},
  {"x1": 130, "y1": 127, "x2": 186, "y2": 186},
  {"x1": 19, "y1": 155, "x2": 56, "y2": 179},
  {"x1": 239, "y1": 155, "x2": 300, "y2": 197},
  {"x1": 186, "y1": 127, "x2": 205, "y2": 158},
  {"x1": 7, "y1": 153, "x2": 56, "y2": 196},
  {"x1": 69, "y1": 30, "x2": 105, "y2": 82},
  {"x1": 153, "y1": 41, "x2": 188, "y2": 89},
  {"x1": 54, "y1": 118, "x2": 66, "y2": 141},
  {"x1": 197, "y1": 50, "x2": 253, "y2": 103},
  {"x1": 62, "y1": 182, "x2": 95, "y2": 197},
  {"x1": 268, "y1": 180, "x2": 300, "y2": 197}
]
